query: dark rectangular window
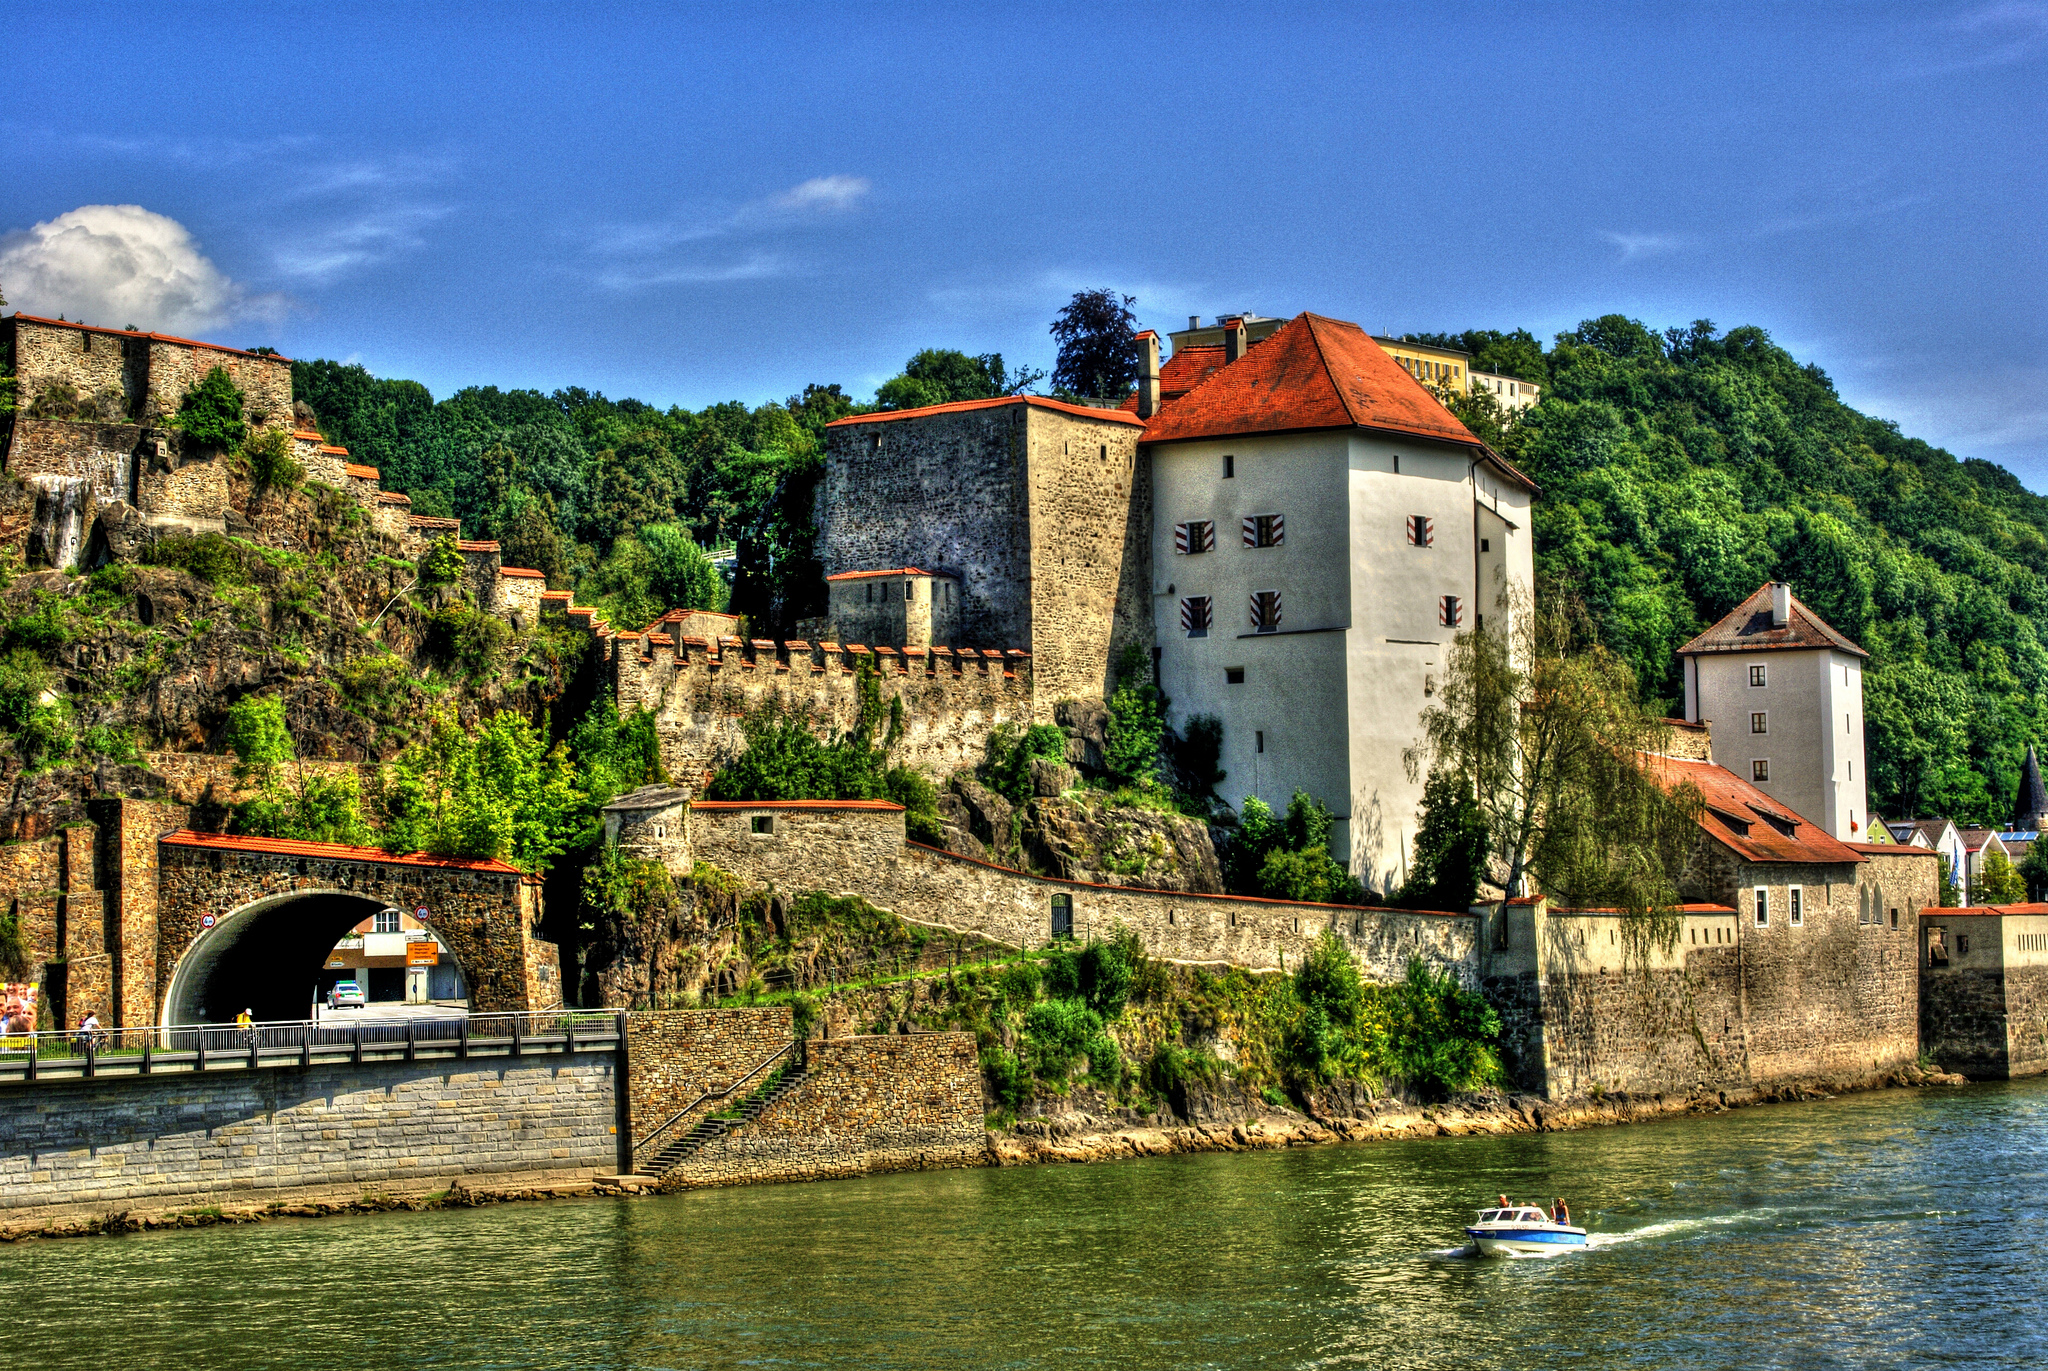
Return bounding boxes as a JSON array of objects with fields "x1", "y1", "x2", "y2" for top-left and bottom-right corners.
[
  {"x1": 1255, "y1": 730, "x2": 1265, "y2": 753},
  {"x1": 1174, "y1": 520, "x2": 1215, "y2": 554},
  {"x1": 1755, "y1": 889, "x2": 1769, "y2": 927},
  {"x1": 1250, "y1": 589, "x2": 1282, "y2": 633},
  {"x1": 1753, "y1": 759, "x2": 1769, "y2": 782},
  {"x1": 1225, "y1": 667, "x2": 1245, "y2": 685},
  {"x1": 1481, "y1": 537, "x2": 1490, "y2": 552},
  {"x1": 905, "y1": 581, "x2": 915, "y2": 601},
  {"x1": 750, "y1": 815, "x2": 774, "y2": 835},
  {"x1": 1407, "y1": 514, "x2": 1434, "y2": 547},
  {"x1": 1179, "y1": 596, "x2": 1212, "y2": 638},
  {"x1": 1790, "y1": 887, "x2": 1803, "y2": 927},
  {"x1": 1243, "y1": 513, "x2": 1284, "y2": 547},
  {"x1": 1890, "y1": 907, "x2": 1899, "y2": 929},
  {"x1": 1050, "y1": 894, "x2": 1073, "y2": 940},
  {"x1": 1750, "y1": 664, "x2": 1767, "y2": 687},
  {"x1": 1752, "y1": 712, "x2": 1767, "y2": 734},
  {"x1": 1439, "y1": 594, "x2": 1462, "y2": 628},
  {"x1": 1222, "y1": 454, "x2": 1234, "y2": 478}
]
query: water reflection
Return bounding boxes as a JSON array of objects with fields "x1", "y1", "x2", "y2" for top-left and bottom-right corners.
[{"x1": 8, "y1": 1077, "x2": 2044, "y2": 1369}]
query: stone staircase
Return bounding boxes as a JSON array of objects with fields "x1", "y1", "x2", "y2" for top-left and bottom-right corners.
[{"x1": 634, "y1": 1054, "x2": 810, "y2": 1178}]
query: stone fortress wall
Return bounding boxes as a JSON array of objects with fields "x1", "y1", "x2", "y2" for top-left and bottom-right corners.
[{"x1": 639, "y1": 798, "x2": 1481, "y2": 983}]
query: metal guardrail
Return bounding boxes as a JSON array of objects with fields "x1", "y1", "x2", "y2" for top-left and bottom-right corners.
[
  {"x1": 0, "y1": 1010, "x2": 625, "y2": 1085},
  {"x1": 632, "y1": 1040, "x2": 798, "y2": 1161}
]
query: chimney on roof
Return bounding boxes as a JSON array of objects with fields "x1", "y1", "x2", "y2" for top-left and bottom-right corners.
[
  {"x1": 1134, "y1": 330, "x2": 1161, "y2": 420},
  {"x1": 1771, "y1": 582, "x2": 1791, "y2": 629},
  {"x1": 1189, "y1": 316, "x2": 1200, "y2": 331},
  {"x1": 1224, "y1": 316, "x2": 1248, "y2": 364}
]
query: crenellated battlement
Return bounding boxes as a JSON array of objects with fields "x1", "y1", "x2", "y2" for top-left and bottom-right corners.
[{"x1": 612, "y1": 631, "x2": 1035, "y2": 793}]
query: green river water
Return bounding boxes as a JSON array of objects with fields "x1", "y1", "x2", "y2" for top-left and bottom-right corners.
[{"x1": 9, "y1": 1077, "x2": 2045, "y2": 1368}]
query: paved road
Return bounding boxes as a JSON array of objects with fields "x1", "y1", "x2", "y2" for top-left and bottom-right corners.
[{"x1": 313, "y1": 1002, "x2": 469, "y2": 1026}]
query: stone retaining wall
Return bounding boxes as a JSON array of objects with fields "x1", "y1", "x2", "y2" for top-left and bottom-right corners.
[
  {"x1": 666, "y1": 1032, "x2": 987, "y2": 1188},
  {"x1": 0, "y1": 1053, "x2": 619, "y2": 1216},
  {"x1": 620, "y1": 637, "x2": 1035, "y2": 793},
  {"x1": 687, "y1": 802, "x2": 1478, "y2": 981},
  {"x1": 622, "y1": 1008, "x2": 793, "y2": 1159}
]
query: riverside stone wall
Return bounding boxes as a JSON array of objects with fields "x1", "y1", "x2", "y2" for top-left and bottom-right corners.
[
  {"x1": 617, "y1": 636, "x2": 1036, "y2": 793},
  {"x1": 1919, "y1": 909, "x2": 2048, "y2": 1078},
  {"x1": 0, "y1": 1053, "x2": 619, "y2": 1216},
  {"x1": 686, "y1": 802, "x2": 1479, "y2": 981},
  {"x1": 621, "y1": 1008, "x2": 794, "y2": 1161},
  {"x1": 666, "y1": 1032, "x2": 987, "y2": 1188}
]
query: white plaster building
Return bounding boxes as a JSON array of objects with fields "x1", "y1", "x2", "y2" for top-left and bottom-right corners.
[
  {"x1": 1678, "y1": 582, "x2": 1870, "y2": 842},
  {"x1": 1133, "y1": 314, "x2": 1538, "y2": 894}
]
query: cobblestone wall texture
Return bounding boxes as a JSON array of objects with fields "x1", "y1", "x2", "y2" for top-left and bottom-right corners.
[
  {"x1": 666, "y1": 1033, "x2": 987, "y2": 1187},
  {"x1": 622, "y1": 1008, "x2": 793, "y2": 1155},
  {"x1": 819, "y1": 402, "x2": 1151, "y2": 706},
  {"x1": 687, "y1": 804, "x2": 1479, "y2": 981},
  {"x1": 0, "y1": 1054, "x2": 617, "y2": 1214},
  {"x1": 618, "y1": 637, "x2": 1034, "y2": 793},
  {"x1": 3, "y1": 419, "x2": 141, "y2": 494}
]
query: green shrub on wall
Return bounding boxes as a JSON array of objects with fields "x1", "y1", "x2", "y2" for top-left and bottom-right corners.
[{"x1": 169, "y1": 366, "x2": 247, "y2": 452}]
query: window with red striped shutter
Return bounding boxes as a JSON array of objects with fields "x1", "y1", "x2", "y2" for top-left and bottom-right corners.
[
  {"x1": 1407, "y1": 514, "x2": 1434, "y2": 547},
  {"x1": 1440, "y1": 594, "x2": 1462, "y2": 628},
  {"x1": 1179, "y1": 596, "x2": 1212, "y2": 638},
  {"x1": 1174, "y1": 520, "x2": 1214, "y2": 554},
  {"x1": 1251, "y1": 590, "x2": 1282, "y2": 633},
  {"x1": 1243, "y1": 514, "x2": 1283, "y2": 548}
]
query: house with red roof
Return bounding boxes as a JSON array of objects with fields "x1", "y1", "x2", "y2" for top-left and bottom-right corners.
[
  {"x1": 1678, "y1": 580, "x2": 1870, "y2": 841},
  {"x1": 1135, "y1": 312, "x2": 1537, "y2": 894}
]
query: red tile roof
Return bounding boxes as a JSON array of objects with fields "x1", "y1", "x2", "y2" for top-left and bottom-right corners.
[
  {"x1": 319, "y1": 444, "x2": 349, "y2": 456},
  {"x1": 456, "y1": 540, "x2": 500, "y2": 553},
  {"x1": 541, "y1": 589, "x2": 572, "y2": 600},
  {"x1": 409, "y1": 515, "x2": 461, "y2": 530},
  {"x1": 292, "y1": 429, "x2": 323, "y2": 442},
  {"x1": 1846, "y1": 841, "x2": 1939, "y2": 857},
  {"x1": 7, "y1": 313, "x2": 293, "y2": 363},
  {"x1": 1137, "y1": 313, "x2": 1483, "y2": 452},
  {"x1": 499, "y1": 566, "x2": 545, "y2": 579},
  {"x1": 1548, "y1": 902, "x2": 1738, "y2": 915},
  {"x1": 691, "y1": 799, "x2": 907, "y2": 812},
  {"x1": 825, "y1": 566, "x2": 949, "y2": 582},
  {"x1": 343, "y1": 463, "x2": 379, "y2": 481},
  {"x1": 1677, "y1": 582, "x2": 1868, "y2": 659},
  {"x1": 1121, "y1": 345, "x2": 1235, "y2": 413},
  {"x1": 1645, "y1": 754, "x2": 1866, "y2": 865},
  {"x1": 161, "y1": 829, "x2": 523, "y2": 873},
  {"x1": 826, "y1": 395, "x2": 1146, "y2": 429},
  {"x1": 376, "y1": 492, "x2": 412, "y2": 506},
  {"x1": 1980, "y1": 903, "x2": 2048, "y2": 915}
]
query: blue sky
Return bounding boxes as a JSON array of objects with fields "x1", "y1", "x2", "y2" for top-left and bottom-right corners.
[{"x1": 4, "y1": 2, "x2": 2044, "y2": 481}]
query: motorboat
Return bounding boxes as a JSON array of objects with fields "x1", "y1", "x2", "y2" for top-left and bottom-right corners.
[{"x1": 1464, "y1": 1203, "x2": 1587, "y2": 1257}]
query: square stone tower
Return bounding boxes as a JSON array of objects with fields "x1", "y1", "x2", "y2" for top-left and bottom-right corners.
[{"x1": 819, "y1": 396, "x2": 1151, "y2": 705}]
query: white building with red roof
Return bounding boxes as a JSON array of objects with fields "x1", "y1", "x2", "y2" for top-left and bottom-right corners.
[{"x1": 1678, "y1": 581, "x2": 1870, "y2": 842}]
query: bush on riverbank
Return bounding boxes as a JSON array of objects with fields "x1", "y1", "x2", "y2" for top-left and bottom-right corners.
[{"x1": 698, "y1": 886, "x2": 1505, "y2": 1115}]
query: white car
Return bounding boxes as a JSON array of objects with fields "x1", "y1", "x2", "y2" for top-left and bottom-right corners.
[{"x1": 328, "y1": 980, "x2": 366, "y2": 1009}]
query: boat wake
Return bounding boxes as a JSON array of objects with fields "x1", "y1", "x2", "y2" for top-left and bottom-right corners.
[{"x1": 1431, "y1": 1207, "x2": 1784, "y2": 1260}]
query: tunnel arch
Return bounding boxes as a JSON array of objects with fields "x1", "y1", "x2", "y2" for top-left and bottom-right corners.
[{"x1": 160, "y1": 888, "x2": 471, "y2": 1026}]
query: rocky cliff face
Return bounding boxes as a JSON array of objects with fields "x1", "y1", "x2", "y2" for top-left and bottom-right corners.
[{"x1": 933, "y1": 770, "x2": 1223, "y2": 893}]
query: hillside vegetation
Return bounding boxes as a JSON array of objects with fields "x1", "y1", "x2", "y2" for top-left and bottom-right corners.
[
  {"x1": 295, "y1": 314, "x2": 2046, "y2": 828},
  {"x1": 1430, "y1": 318, "x2": 2048, "y2": 827}
]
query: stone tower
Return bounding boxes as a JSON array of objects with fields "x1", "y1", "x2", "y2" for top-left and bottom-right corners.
[{"x1": 2013, "y1": 745, "x2": 2048, "y2": 832}]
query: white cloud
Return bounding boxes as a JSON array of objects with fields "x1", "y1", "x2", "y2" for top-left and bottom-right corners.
[
  {"x1": 1600, "y1": 231, "x2": 1692, "y2": 263},
  {"x1": 270, "y1": 204, "x2": 450, "y2": 284},
  {"x1": 0, "y1": 204, "x2": 283, "y2": 332},
  {"x1": 763, "y1": 175, "x2": 871, "y2": 215},
  {"x1": 596, "y1": 253, "x2": 788, "y2": 289}
]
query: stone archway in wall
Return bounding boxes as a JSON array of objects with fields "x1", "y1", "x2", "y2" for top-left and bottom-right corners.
[{"x1": 159, "y1": 888, "x2": 474, "y2": 1026}]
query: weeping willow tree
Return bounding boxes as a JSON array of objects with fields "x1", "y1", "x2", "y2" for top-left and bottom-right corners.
[{"x1": 1407, "y1": 589, "x2": 1703, "y2": 964}]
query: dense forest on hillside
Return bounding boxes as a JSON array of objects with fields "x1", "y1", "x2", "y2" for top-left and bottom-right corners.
[{"x1": 293, "y1": 315, "x2": 2048, "y2": 829}]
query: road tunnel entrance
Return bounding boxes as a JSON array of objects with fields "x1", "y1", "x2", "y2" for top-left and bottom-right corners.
[{"x1": 162, "y1": 889, "x2": 470, "y2": 1026}]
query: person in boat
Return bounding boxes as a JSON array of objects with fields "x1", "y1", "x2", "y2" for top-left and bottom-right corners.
[
  {"x1": 1552, "y1": 1198, "x2": 1570, "y2": 1224},
  {"x1": 1496, "y1": 1194, "x2": 1510, "y2": 1209}
]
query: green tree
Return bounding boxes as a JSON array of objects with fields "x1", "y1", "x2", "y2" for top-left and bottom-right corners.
[
  {"x1": 2018, "y1": 841, "x2": 2048, "y2": 902},
  {"x1": 1408, "y1": 592, "x2": 1704, "y2": 961},
  {"x1": 1103, "y1": 646, "x2": 1165, "y2": 790},
  {"x1": 169, "y1": 366, "x2": 247, "y2": 451},
  {"x1": 876, "y1": 349, "x2": 1042, "y2": 410},
  {"x1": 1394, "y1": 769, "x2": 1490, "y2": 911},
  {"x1": 1384, "y1": 957, "x2": 1501, "y2": 1101},
  {"x1": 223, "y1": 695, "x2": 374, "y2": 845},
  {"x1": 1050, "y1": 289, "x2": 1138, "y2": 401},
  {"x1": 1976, "y1": 850, "x2": 2025, "y2": 905},
  {"x1": 376, "y1": 710, "x2": 583, "y2": 870}
]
